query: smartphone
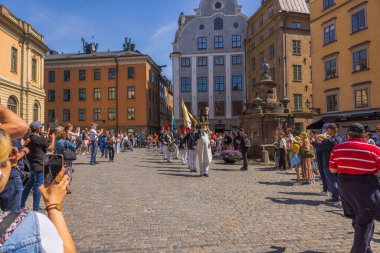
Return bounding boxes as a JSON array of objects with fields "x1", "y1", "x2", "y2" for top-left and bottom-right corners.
[{"x1": 43, "y1": 154, "x2": 64, "y2": 187}]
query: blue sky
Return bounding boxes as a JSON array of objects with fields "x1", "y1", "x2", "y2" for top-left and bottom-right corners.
[{"x1": 1, "y1": 0, "x2": 261, "y2": 78}]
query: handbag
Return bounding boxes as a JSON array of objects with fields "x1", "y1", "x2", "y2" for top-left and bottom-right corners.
[{"x1": 62, "y1": 141, "x2": 77, "y2": 161}]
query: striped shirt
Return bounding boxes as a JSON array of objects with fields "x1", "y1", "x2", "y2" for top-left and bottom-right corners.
[{"x1": 329, "y1": 138, "x2": 380, "y2": 175}]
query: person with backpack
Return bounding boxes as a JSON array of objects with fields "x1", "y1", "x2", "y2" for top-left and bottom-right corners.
[
  {"x1": 54, "y1": 129, "x2": 77, "y2": 194},
  {"x1": 236, "y1": 128, "x2": 251, "y2": 171}
]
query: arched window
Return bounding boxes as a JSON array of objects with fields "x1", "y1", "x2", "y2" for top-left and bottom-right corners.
[
  {"x1": 214, "y1": 18, "x2": 223, "y2": 30},
  {"x1": 33, "y1": 101, "x2": 40, "y2": 122},
  {"x1": 7, "y1": 96, "x2": 18, "y2": 114}
]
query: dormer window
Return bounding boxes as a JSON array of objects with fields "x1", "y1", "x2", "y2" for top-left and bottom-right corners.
[{"x1": 214, "y1": 18, "x2": 223, "y2": 30}]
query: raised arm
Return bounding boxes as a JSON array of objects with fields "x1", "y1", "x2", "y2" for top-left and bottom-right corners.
[{"x1": 0, "y1": 105, "x2": 28, "y2": 139}]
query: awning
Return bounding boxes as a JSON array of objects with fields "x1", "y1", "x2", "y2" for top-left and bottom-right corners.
[
  {"x1": 307, "y1": 111, "x2": 380, "y2": 129},
  {"x1": 307, "y1": 116, "x2": 338, "y2": 130}
]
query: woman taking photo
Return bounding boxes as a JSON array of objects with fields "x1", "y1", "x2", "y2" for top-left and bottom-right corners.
[{"x1": 0, "y1": 105, "x2": 76, "y2": 252}]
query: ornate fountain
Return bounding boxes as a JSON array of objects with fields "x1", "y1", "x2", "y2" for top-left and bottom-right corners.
[{"x1": 240, "y1": 63, "x2": 294, "y2": 159}]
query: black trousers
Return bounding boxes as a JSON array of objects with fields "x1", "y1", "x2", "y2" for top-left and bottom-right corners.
[
  {"x1": 338, "y1": 174, "x2": 380, "y2": 253},
  {"x1": 279, "y1": 148, "x2": 286, "y2": 170},
  {"x1": 108, "y1": 148, "x2": 115, "y2": 161},
  {"x1": 241, "y1": 148, "x2": 248, "y2": 168}
]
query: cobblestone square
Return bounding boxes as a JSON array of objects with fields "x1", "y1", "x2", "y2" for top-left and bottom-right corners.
[{"x1": 39, "y1": 149, "x2": 379, "y2": 252}]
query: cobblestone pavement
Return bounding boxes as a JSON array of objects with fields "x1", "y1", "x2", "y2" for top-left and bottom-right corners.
[{"x1": 27, "y1": 148, "x2": 379, "y2": 252}]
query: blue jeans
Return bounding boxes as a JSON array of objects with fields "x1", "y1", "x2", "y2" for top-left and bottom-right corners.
[
  {"x1": 100, "y1": 143, "x2": 105, "y2": 157},
  {"x1": 0, "y1": 175, "x2": 23, "y2": 212},
  {"x1": 322, "y1": 152, "x2": 340, "y2": 201},
  {"x1": 91, "y1": 142, "x2": 98, "y2": 163},
  {"x1": 21, "y1": 171, "x2": 43, "y2": 211}
]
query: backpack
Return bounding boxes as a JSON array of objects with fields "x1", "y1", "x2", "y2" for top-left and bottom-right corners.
[{"x1": 243, "y1": 135, "x2": 251, "y2": 147}]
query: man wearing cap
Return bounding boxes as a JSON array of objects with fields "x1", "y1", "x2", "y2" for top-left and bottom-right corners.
[
  {"x1": 236, "y1": 128, "x2": 251, "y2": 171},
  {"x1": 316, "y1": 124, "x2": 341, "y2": 204},
  {"x1": 89, "y1": 123, "x2": 103, "y2": 165},
  {"x1": 329, "y1": 123, "x2": 380, "y2": 253},
  {"x1": 21, "y1": 121, "x2": 55, "y2": 211}
]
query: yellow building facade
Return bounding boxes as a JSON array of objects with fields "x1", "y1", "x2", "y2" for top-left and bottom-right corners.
[
  {"x1": 0, "y1": 5, "x2": 48, "y2": 124},
  {"x1": 310, "y1": 0, "x2": 380, "y2": 130},
  {"x1": 245, "y1": 0, "x2": 313, "y2": 134}
]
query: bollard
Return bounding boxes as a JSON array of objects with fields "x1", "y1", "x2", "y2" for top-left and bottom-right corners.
[{"x1": 261, "y1": 149, "x2": 269, "y2": 163}]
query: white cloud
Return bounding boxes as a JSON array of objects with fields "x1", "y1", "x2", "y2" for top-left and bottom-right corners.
[{"x1": 151, "y1": 23, "x2": 177, "y2": 40}]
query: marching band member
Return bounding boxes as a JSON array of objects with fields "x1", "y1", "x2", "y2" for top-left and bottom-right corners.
[
  {"x1": 195, "y1": 123, "x2": 212, "y2": 177},
  {"x1": 178, "y1": 128, "x2": 188, "y2": 165},
  {"x1": 183, "y1": 127, "x2": 197, "y2": 173}
]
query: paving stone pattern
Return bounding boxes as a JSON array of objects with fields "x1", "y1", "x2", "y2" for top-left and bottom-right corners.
[{"x1": 27, "y1": 149, "x2": 379, "y2": 252}]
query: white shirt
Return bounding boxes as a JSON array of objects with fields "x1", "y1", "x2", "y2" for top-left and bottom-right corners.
[
  {"x1": 279, "y1": 138, "x2": 287, "y2": 149},
  {"x1": 89, "y1": 129, "x2": 98, "y2": 141},
  {"x1": 36, "y1": 213, "x2": 63, "y2": 253}
]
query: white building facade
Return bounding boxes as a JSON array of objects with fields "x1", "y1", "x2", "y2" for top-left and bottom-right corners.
[{"x1": 171, "y1": 0, "x2": 248, "y2": 131}]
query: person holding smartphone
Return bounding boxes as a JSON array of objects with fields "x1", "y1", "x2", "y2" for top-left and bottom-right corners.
[
  {"x1": 0, "y1": 105, "x2": 76, "y2": 252},
  {"x1": 21, "y1": 121, "x2": 55, "y2": 211}
]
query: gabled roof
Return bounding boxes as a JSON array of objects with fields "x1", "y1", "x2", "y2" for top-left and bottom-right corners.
[{"x1": 278, "y1": 0, "x2": 309, "y2": 14}]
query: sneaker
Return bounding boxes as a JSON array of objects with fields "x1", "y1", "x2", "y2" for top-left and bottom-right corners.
[
  {"x1": 240, "y1": 167, "x2": 248, "y2": 171},
  {"x1": 326, "y1": 198, "x2": 340, "y2": 203},
  {"x1": 204, "y1": 173, "x2": 209, "y2": 177},
  {"x1": 319, "y1": 191, "x2": 329, "y2": 196}
]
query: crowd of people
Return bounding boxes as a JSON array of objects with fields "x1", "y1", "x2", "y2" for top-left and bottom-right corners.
[
  {"x1": 274, "y1": 124, "x2": 380, "y2": 253},
  {"x1": 154, "y1": 124, "x2": 251, "y2": 176},
  {"x1": 275, "y1": 126, "x2": 380, "y2": 199},
  {"x1": 0, "y1": 96, "x2": 380, "y2": 252}
]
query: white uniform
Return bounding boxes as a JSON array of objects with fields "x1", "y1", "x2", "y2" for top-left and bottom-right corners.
[
  {"x1": 162, "y1": 133, "x2": 172, "y2": 162},
  {"x1": 195, "y1": 131, "x2": 212, "y2": 176}
]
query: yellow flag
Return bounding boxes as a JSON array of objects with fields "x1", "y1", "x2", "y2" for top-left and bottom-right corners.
[
  {"x1": 181, "y1": 100, "x2": 191, "y2": 129},
  {"x1": 181, "y1": 100, "x2": 198, "y2": 128}
]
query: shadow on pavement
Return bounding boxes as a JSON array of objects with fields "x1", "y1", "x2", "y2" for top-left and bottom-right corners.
[
  {"x1": 278, "y1": 191, "x2": 322, "y2": 197},
  {"x1": 257, "y1": 167, "x2": 277, "y2": 171},
  {"x1": 145, "y1": 161, "x2": 168, "y2": 164},
  {"x1": 211, "y1": 168, "x2": 238, "y2": 172},
  {"x1": 325, "y1": 209, "x2": 346, "y2": 218},
  {"x1": 259, "y1": 181, "x2": 294, "y2": 187},
  {"x1": 157, "y1": 169, "x2": 189, "y2": 173},
  {"x1": 158, "y1": 173, "x2": 199, "y2": 178},
  {"x1": 266, "y1": 197, "x2": 339, "y2": 208},
  {"x1": 267, "y1": 246, "x2": 286, "y2": 252}
]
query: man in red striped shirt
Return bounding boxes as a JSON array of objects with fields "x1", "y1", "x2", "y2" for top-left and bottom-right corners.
[{"x1": 329, "y1": 123, "x2": 380, "y2": 253}]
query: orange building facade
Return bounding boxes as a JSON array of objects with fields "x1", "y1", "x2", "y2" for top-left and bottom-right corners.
[{"x1": 44, "y1": 50, "x2": 162, "y2": 136}]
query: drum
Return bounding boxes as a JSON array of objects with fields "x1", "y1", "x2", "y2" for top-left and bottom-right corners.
[{"x1": 168, "y1": 143, "x2": 177, "y2": 153}]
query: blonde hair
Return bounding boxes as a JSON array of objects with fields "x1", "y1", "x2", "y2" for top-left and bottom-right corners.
[
  {"x1": 56, "y1": 129, "x2": 67, "y2": 140},
  {"x1": 0, "y1": 129, "x2": 12, "y2": 163}
]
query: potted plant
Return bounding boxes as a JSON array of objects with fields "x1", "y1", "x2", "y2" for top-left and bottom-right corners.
[{"x1": 220, "y1": 150, "x2": 242, "y2": 164}]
